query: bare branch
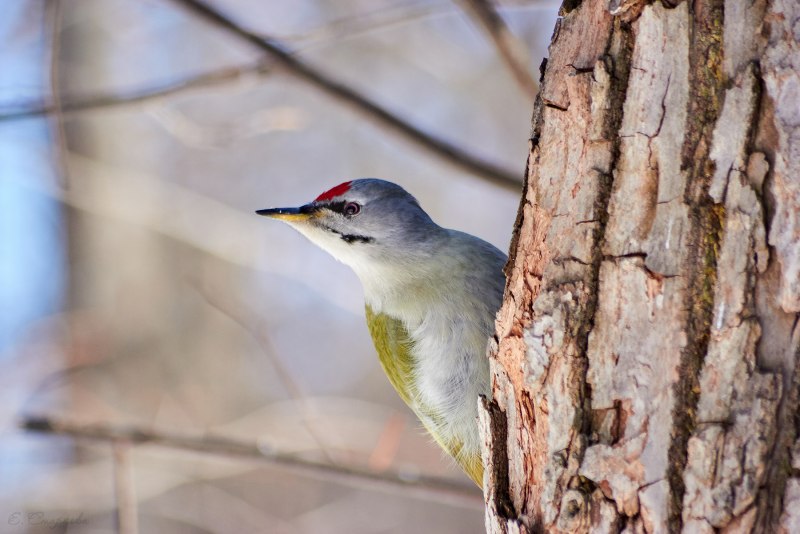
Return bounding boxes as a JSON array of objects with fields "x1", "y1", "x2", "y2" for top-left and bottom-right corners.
[
  {"x1": 168, "y1": 0, "x2": 522, "y2": 192},
  {"x1": 455, "y1": 0, "x2": 538, "y2": 98},
  {"x1": 367, "y1": 413, "x2": 406, "y2": 472},
  {"x1": 0, "y1": 62, "x2": 269, "y2": 123},
  {"x1": 21, "y1": 415, "x2": 483, "y2": 510},
  {"x1": 112, "y1": 440, "x2": 139, "y2": 534},
  {"x1": 285, "y1": 1, "x2": 454, "y2": 51},
  {"x1": 46, "y1": 0, "x2": 68, "y2": 188},
  {"x1": 187, "y1": 279, "x2": 339, "y2": 464}
]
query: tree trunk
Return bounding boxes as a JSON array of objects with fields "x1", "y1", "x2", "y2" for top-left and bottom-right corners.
[{"x1": 479, "y1": 0, "x2": 800, "y2": 532}]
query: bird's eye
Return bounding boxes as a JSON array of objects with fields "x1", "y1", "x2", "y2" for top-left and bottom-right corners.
[{"x1": 343, "y1": 202, "x2": 361, "y2": 216}]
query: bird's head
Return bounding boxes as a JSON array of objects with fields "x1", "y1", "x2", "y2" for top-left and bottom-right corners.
[{"x1": 257, "y1": 179, "x2": 444, "y2": 273}]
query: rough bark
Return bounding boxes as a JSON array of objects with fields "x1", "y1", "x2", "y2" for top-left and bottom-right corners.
[{"x1": 479, "y1": 0, "x2": 800, "y2": 532}]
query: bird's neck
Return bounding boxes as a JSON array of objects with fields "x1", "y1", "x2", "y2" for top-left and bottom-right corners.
[{"x1": 354, "y1": 232, "x2": 457, "y2": 324}]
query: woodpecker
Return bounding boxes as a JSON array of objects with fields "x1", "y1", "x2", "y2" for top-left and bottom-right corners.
[{"x1": 257, "y1": 179, "x2": 506, "y2": 486}]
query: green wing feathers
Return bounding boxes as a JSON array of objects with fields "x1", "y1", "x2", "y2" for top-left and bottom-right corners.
[
  {"x1": 365, "y1": 305, "x2": 483, "y2": 487},
  {"x1": 365, "y1": 305, "x2": 417, "y2": 407}
]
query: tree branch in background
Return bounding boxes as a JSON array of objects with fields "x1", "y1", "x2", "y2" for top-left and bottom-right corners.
[
  {"x1": 286, "y1": 1, "x2": 454, "y2": 52},
  {"x1": 46, "y1": 0, "x2": 69, "y2": 189},
  {"x1": 187, "y1": 279, "x2": 339, "y2": 465},
  {"x1": 112, "y1": 441, "x2": 139, "y2": 534},
  {"x1": 0, "y1": 62, "x2": 270, "y2": 123},
  {"x1": 455, "y1": 0, "x2": 538, "y2": 98},
  {"x1": 21, "y1": 415, "x2": 483, "y2": 510},
  {"x1": 169, "y1": 0, "x2": 522, "y2": 192}
]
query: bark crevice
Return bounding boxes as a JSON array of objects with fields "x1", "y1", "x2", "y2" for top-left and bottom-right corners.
[{"x1": 666, "y1": 0, "x2": 726, "y2": 529}]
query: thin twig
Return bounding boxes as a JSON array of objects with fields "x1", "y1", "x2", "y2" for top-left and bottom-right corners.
[
  {"x1": 455, "y1": 0, "x2": 538, "y2": 98},
  {"x1": 21, "y1": 415, "x2": 483, "y2": 509},
  {"x1": 112, "y1": 440, "x2": 139, "y2": 534},
  {"x1": 368, "y1": 413, "x2": 406, "y2": 472},
  {"x1": 0, "y1": 62, "x2": 269, "y2": 123},
  {"x1": 168, "y1": 0, "x2": 522, "y2": 192},
  {"x1": 285, "y1": 1, "x2": 454, "y2": 51},
  {"x1": 46, "y1": 0, "x2": 69, "y2": 189},
  {"x1": 187, "y1": 279, "x2": 338, "y2": 464}
]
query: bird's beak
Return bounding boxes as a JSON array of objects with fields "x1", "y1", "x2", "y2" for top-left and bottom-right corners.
[{"x1": 256, "y1": 204, "x2": 319, "y2": 222}]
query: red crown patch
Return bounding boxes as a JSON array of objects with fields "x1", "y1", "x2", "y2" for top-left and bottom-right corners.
[{"x1": 314, "y1": 181, "x2": 352, "y2": 202}]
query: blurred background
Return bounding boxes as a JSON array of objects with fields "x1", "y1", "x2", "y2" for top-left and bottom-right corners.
[{"x1": 0, "y1": 0, "x2": 556, "y2": 532}]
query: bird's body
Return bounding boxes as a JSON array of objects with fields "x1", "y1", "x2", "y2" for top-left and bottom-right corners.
[{"x1": 257, "y1": 179, "x2": 506, "y2": 486}]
